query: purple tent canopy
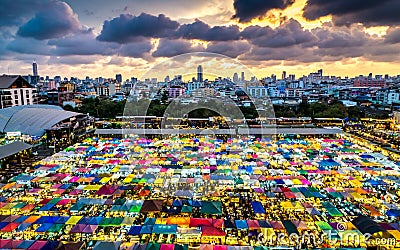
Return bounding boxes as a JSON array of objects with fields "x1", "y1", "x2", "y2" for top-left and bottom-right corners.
[{"x1": 70, "y1": 224, "x2": 87, "y2": 233}]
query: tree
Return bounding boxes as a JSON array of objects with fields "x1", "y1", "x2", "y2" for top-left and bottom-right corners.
[
  {"x1": 63, "y1": 104, "x2": 75, "y2": 111},
  {"x1": 161, "y1": 90, "x2": 169, "y2": 104},
  {"x1": 76, "y1": 98, "x2": 126, "y2": 119}
]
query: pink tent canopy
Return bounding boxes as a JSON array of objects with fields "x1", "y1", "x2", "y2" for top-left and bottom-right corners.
[
  {"x1": 83, "y1": 224, "x2": 98, "y2": 233},
  {"x1": 28, "y1": 241, "x2": 47, "y2": 249},
  {"x1": 160, "y1": 244, "x2": 175, "y2": 250}
]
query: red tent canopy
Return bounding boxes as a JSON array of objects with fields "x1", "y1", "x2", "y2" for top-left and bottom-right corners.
[
  {"x1": 201, "y1": 226, "x2": 226, "y2": 236},
  {"x1": 190, "y1": 218, "x2": 212, "y2": 227}
]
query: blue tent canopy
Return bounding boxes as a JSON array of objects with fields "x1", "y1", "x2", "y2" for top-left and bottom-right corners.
[
  {"x1": 127, "y1": 225, "x2": 142, "y2": 235},
  {"x1": 172, "y1": 200, "x2": 183, "y2": 207},
  {"x1": 386, "y1": 209, "x2": 400, "y2": 217},
  {"x1": 144, "y1": 218, "x2": 156, "y2": 225},
  {"x1": 77, "y1": 217, "x2": 91, "y2": 225},
  {"x1": 139, "y1": 225, "x2": 153, "y2": 234},
  {"x1": 35, "y1": 223, "x2": 54, "y2": 232},
  {"x1": 16, "y1": 240, "x2": 35, "y2": 249},
  {"x1": 360, "y1": 154, "x2": 374, "y2": 159},
  {"x1": 14, "y1": 216, "x2": 29, "y2": 223},
  {"x1": 258, "y1": 220, "x2": 272, "y2": 228},
  {"x1": 235, "y1": 220, "x2": 248, "y2": 230},
  {"x1": 251, "y1": 201, "x2": 266, "y2": 214},
  {"x1": 16, "y1": 223, "x2": 32, "y2": 232},
  {"x1": 39, "y1": 203, "x2": 56, "y2": 211},
  {"x1": 88, "y1": 217, "x2": 103, "y2": 225},
  {"x1": 35, "y1": 216, "x2": 54, "y2": 224},
  {"x1": 152, "y1": 224, "x2": 177, "y2": 234}
]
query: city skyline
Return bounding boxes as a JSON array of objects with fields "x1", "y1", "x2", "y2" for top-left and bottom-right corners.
[{"x1": 1, "y1": 0, "x2": 400, "y2": 78}]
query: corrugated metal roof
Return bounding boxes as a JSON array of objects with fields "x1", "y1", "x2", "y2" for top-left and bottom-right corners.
[
  {"x1": 0, "y1": 141, "x2": 32, "y2": 160},
  {"x1": 0, "y1": 105, "x2": 82, "y2": 136},
  {"x1": 95, "y1": 127, "x2": 342, "y2": 135}
]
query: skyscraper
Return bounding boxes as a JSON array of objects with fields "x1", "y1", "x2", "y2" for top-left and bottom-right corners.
[
  {"x1": 282, "y1": 71, "x2": 286, "y2": 80},
  {"x1": 197, "y1": 65, "x2": 203, "y2": 82},
  {"x1": 241, "y1": 72, "x2": 245, "y2": 82},
  {"x1": 116, "y1": 74, "x2": 122, "y2": 83},
  {"x1": 233, "y1": 73, "x2": 239, "y2": 82},
  {"x1": 32, "y1": 61, "x2": 38, "y2": 76}
]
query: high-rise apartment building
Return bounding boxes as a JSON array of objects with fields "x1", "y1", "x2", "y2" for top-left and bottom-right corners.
[{"x1": 197, "y1": 65, "x2": 203, "y2": 82}]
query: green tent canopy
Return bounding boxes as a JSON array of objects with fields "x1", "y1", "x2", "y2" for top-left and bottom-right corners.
[
  {"x1": 129, "y1": 205, "x2": 142, "y2": 213},
  {"x1": 181, "y1": 206, "x2": 192, "y2": 213},
  {"x1": 200, "y1": 201, "x2": 222, "y2": 215},
  {"x1": 316, "y1": 221, "x2": 333, "y2": 231},
  {"x1": 152, "y1": 224, "x2": 177, "y2": 234}
]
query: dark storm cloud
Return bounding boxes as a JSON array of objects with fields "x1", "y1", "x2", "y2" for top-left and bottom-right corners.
[
  {"x1": 48, "y1": 55, "x2": 99, "y2": 65},
  {"x1": 176, "y1": 20, "x2": 241, "y2": 41},
  {"x1": 385, "y1": 27, "x2": 400, "y2": 44},
  {"x1": 0, "y1": 28, "x2": 14, "y2": 58},
  {"x1": 97, "y1": 13, "x2": 180, "y2": 43},
  {"x1": 242, "y1": 22, "x2": 386, "y2": 63},
  {"x1": 0, "y1": 0, "x2": 45, "y2": 27},
  {"x1": 313, "y1": 25, "x2": 369, "y2": 48},
  {"x1": 152, "y1": 39, "x2": 202, "y2": 57},
  {"x1": 48, "y1": 29, "x2": 120, "y2": 56},
  {"x1": 49, "y1": 28, "x2": 152, "y2": 58},
  {"x1": 119, "y1": 41, "x2": 153, "y2": 58},
  {"x1": 205, "y1": 41, "x2": 250, "y2": 58},
  {"x1": 303, "y1": 0, "x2": 400, "y2": 26},
  {"x1": 244, "y1": 45, "x2": 307, "y2": 61},
  {"x1": 17, "y1": 1, "x2": 81, "y2": 40},
  {"x1": 7, "y1": 37, "x2": 51, "y2": 55},
  {"x1": 310, "y1": 24, "x2": 383, "y2": 60},
  {"x1": 242, "y1": 19, "x2": 316, "y2": 48},
  {"x1": 232, "y1": 0, "x2": 295, "y2": 23}
]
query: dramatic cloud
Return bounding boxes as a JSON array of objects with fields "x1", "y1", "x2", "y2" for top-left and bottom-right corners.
[
  {"x1": 242, "y1": 19, "x2": 316, "y2": 48},
  {"x1": 2, "y1": 1, "x2": 400, "y2": 76},
  {"x1": 17, "y1": 1, "x2": 81, "y2": 40},
  {"x1": 0, "y1": 0, "x2": 45, "y2": 27},
  {"x1": 7, "y1": 37, "x2": 52, "y2": 55},
  {"x1": 303, "y1": 0, "x2": 400, "y2": 26},
  {"x1": 97, "y1": 13, "x2": 180, "y2": 43},
  {"x1": 152, "y1": 39, "x2": 203, "y2": 57},
  {"x1": 232, "y1": 0, "x2": 295, "y2": 23},
  {"x1": 119, "y1": 40, "x2": 153, "y2": 58},
  {"x1": 48, "y1": 28, "x2": 152, "y2": 58},
  {"x1": 313, "y1": 25, "x2": 370, "y2": 49},
  {"x1": 205, "y1": 41, "x2": 250, "y2": 58},
  {"x1": 242, "y1": 22, "x2": 384, "y2": 63},
  {"x1": 384, "y1": 27, "x2": 400, "y2": 44},
  {"x1": 244, "y1": 45, "x2": 308, "y2": 61},
  {"x1": 48, "y1": 55, "x2": 100, "y2": 65},
  {"x1": 48, "y1": 29, "x2": 120, "y2": 56},
  {"x1": 177, "y1": 20, "x2": 241, "y2": 41}
]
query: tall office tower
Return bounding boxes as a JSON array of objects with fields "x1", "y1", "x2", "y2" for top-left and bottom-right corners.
[
  {"x1": 241, "y1": 72, "x2": 245, "y2": 82},
  {"x1": 197, "y1": 65, "x2": 203, "y2": 82},
  {"x1": 116, "y1": 74, "x2": 122, "y2": 83},
  {"x1": 282, "y1": 71, "x2": 286, "y2": 80},
  {"x1": 32, "y1": 61, "x2": 38, "y2": 76},
  {"x1": 233, "y1": 73, "x2": 239, "y2": 82},
  {"x1": 318, "y1": 69, "x2": 323, "y2": 77}
]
